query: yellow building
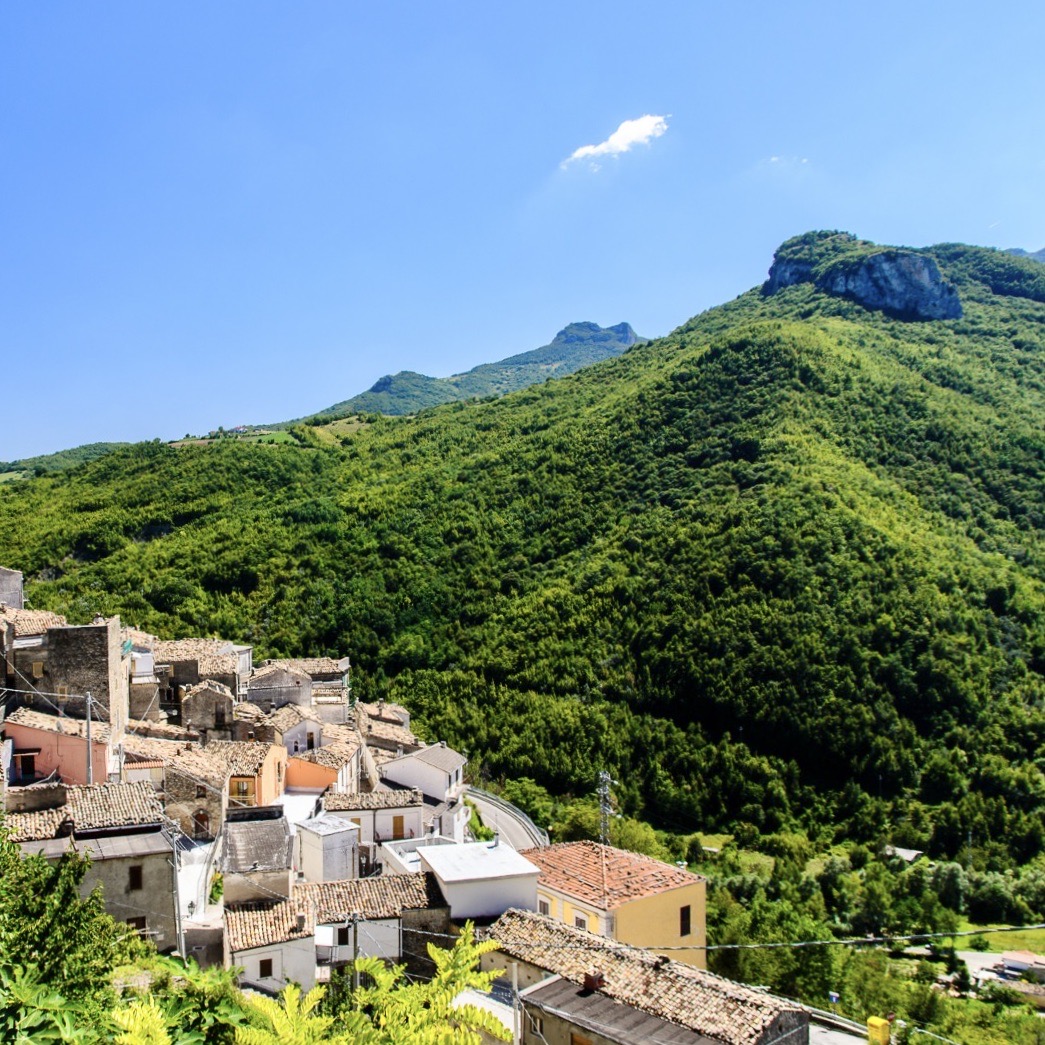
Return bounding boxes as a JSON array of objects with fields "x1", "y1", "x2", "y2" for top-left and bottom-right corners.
[{"x1": 521, "y1": 841, "x2": 707, "y2": 968}]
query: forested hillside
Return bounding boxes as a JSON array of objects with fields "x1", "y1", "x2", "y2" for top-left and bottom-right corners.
[{"x1": 4, "y1": 233, "x2": 1045, "y2": 867}]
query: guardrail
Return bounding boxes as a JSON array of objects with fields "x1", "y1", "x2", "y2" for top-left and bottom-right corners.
[
  {"x1": 803, "y1": 1004, "x2": 867, "y2": 1037},
  {"x1": 467, "y1": 786, "x2": 550, "y2": 847}
]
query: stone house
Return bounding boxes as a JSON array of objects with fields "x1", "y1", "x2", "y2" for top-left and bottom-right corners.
[
  {"x1": 483, "y1": 909, "x2": 809, "y2": 1045},
  {"x1": 5, "y1": 780, "x2": 179, "y2": 951},
  {"x1": 354, "y1": 701, "x2": 422, "y2": 760},
  {"x1": 121, "y1": 734, "x2": 230, "y2": 840},
  {"x1": 267, "y1": 703, "x2": 324, "y2": 755},
  {"x1": 180, "y1": 680, "x2": 235, "y2": 741},
  {"x1": 246, "y1": 663, "x2": 313, "y2": 712},
  {"x1": 150, "y1": 637, "x2": 253, "y2": 718},
  {"x1": 4, "y1": 613, "x2": 130, "y2": 733},
  {"x1": 260, "y1": 656, "x2": 352, "y2": 720},
  {"x1": 521, "y1": 841, "x2": 708, "y2": 968},
  {"x1": 224, "y1": 873, "x2": 450, "y2": 992}
]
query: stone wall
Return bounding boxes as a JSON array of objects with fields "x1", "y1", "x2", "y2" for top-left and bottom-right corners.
[
  {"x1": 0, "y1": 567, "x2": 23, "y2": 609},
  {"x1": 18, "y1": 618, "x2": 129, "y2": 731},
  {"x1": 164, "y1": 763, "x2": 226, "y2": 840},
  {"x1": 401, "y1": 905, "x2": 452, "y2": 979}
]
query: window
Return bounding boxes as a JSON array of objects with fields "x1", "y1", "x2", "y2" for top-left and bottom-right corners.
[
  {"x1": 215, "y1": 708, "x2": 226, "y2": 728},
  {"x1": 32, "y1": 661, "x2": 44, "y2": 679},
  {"x1": 126, "y1": 917, "x2": 147, "y2": 934},
  {"x1": 538, "y1": 899, "x2": 550, "y2": 917},
  {"x1": 196, "y1": 785, "x2": 206, "y2": 799},
  {"x1": 574, "y1": 914, "x2": 588, "y2": 931},
  {"x1": 531, "y1": 1015, "x2": 544, "y2": 1035},
  {"x1": 259, "y1": 957, "x2": 273, "y2": 979},
  {"x1": 128, "y1": 865, "x2": 143, "y2": 891},
  {"x1": 680, "y1": 904, "x2": 692, "y2": 937},
  {"x1": 337, "y1": 925, "x2": 350, "y2": 946},
  {"x1": 56, "y1": 683, "x2": 68, "y2": 697},
  {"x1": 236, "y1": 780, "x2": 248, "y2": 796},
  {"x1": 570, "y1": 1034, "x2": 593, "y2": 1045}
]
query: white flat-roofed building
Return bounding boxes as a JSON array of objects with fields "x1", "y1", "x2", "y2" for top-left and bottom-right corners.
[
  {"x1": 296, "y1": 814, "x2": 359, "y2": 883},
  {"x1": 418, "y1": 839, "x2": 539, "y2": 920}
]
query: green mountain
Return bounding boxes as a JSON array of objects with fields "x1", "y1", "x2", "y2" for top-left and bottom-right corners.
[
  {"x1": 0, "y1": 441, "x2": 132, "y2": 482},
  {"x1": 4, "y1": 234, "x2": 1045, "y2": 863},
  {"x1": 1008, "y1": 246, "x2": 1045, "y2": 264},
  {"x1": 307, "y1": 321, "x2": 643, "y2": 418}
]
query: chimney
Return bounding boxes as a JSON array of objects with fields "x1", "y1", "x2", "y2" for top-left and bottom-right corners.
[
  {"x1": 583, "y1": 971, "x2": 605, "y2": 992},
  {"x1": 296, "y1": 913, "x2": 305, "y2": 931},
  {"x1": 491, "y1": 831, "x2": 500, "y2": 848}
]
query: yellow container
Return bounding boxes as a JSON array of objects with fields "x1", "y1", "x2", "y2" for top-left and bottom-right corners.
[{"x1": 867, "y1": 1015, "x2": 890, "y2": 1044}]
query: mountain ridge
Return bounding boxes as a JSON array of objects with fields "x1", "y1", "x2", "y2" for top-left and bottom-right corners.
[{"x1": 302, "y1": 320, "x2": 643, "y2": 420}]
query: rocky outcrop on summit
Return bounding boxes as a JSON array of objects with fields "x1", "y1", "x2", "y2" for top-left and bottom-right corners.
[
  {"x1": 818, "y1": 251, "x2": 963, "y2": 320},
  {"x1": 763, "y1": 232, "x2": 963, "y2": 321}
]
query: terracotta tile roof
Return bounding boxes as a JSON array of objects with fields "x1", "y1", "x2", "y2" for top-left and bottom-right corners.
[
  {"x1": 249, "y1": 663, "x2": 312, "y2": 686},
  {"x1": 225, "y1": 873, "x2": 446, "y2": 952},
  {"x1": 121, "y1": 735, "x2": 232, "y2": 786},
  {"x1": 290, "y1": 742, "x2": 358, "y2": 771},
  {"x1": 320, "y1": 722, "x2": 360, "y2": 746},
  {"x1": 5, "y1": 781, "x2": 163, "y2": 841},
  {"x1": 126, "y1": 719, "x2": 199, "y2": 741},
  {"x1": 183, "y1": 679, "x2": 235, "y2": 699},
  {"x1": 522, "y1": 842, "x2": 705, "y2": 911},
  {"x1": 168, "y1": 748, "x2": 232, "y2": 787},
  {"x1": 5, "y1": 707, "x2": 111, "y2": 744},
  {"x1": 4, "y1": 806, "x2": 69, "y2": 842},
  {"x1": 0, "y1": 606, "x2": 67, "y2": 637},
  {"x1": 262, "y1": 657, "x2": 349, "y2": 676},
  {"x1": 198, "y1": 654, "x2": 239, "y2": 677},
  {"x1": 485, "y1": 910, "x2": 803, "y2": 1045},
  {"x1": 121, "y1": 734, "x2": 192, "y2": 761},
  {"x1": 323, "y1": 788, "x2": 425, "y2": 812},
  {"x1": 204, "y1": 740, "x2": 278, "y2": 776},
  {"x1": 122, "y1": 626, "x2": 158, "y2": 647},
  {"x1": 356, "y1": 701, "x2": 410, "y2": 726},
  {"x1": 234, "y1": 702, "x2": 266, "y2": 721},
  {"x1": 67, "y1": 781, "x2": 164, "y2": 833},
  {"x1": 267, "y1": 703, "x2": 322, "y2": 733},
  {"x1": 152, "y1": 637, "x2": 236, "y2": 662}
]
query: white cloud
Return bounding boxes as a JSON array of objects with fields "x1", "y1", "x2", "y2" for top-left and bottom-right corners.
[{"x1": 562, "y1": 114, "x2": 669, "y2": 170}]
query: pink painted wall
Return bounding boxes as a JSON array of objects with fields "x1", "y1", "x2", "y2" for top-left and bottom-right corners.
[{"x1": 5, "y1": 723, "x2": 111, "y2": 785}]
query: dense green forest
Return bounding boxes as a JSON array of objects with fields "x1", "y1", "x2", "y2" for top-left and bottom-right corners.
[
  {"x1": 4, "y1": 233, "x2": 1045, "y2": 875},
  {"x1": 0, "y1": 441, "x2": 130, "y2": 481}
]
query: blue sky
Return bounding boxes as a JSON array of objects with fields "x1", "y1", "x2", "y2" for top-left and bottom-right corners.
[{"x1": 3, "y1": 2, "x2": 1044, "y2": 460}]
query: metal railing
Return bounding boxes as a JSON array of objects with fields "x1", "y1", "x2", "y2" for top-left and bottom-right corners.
[{"x1": 467, "y1": 786, "x2": 550, "y2": 847}]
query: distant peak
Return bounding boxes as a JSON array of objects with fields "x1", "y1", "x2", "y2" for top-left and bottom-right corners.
[{"x1": 552, "y1": 322, "x2": 640, "y2": 345}]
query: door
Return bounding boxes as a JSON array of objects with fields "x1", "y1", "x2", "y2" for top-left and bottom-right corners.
[{"x1": 392, "y1": 815, "x2": 405, "y2": 840}]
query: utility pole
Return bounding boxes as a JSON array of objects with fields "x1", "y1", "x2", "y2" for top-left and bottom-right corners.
[
  {"x1": 352, "y1": 913, "x2": 360, "y2": 995},
  {"x1": 597, "y1": 771, "x2": 613, "y2": 845},
  {"x1": 85, "y1": 691, "x2": 93, "y2": 785},
  {"x1": 511, "y1": 961, "x2": 520, "y2": 1045}
]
